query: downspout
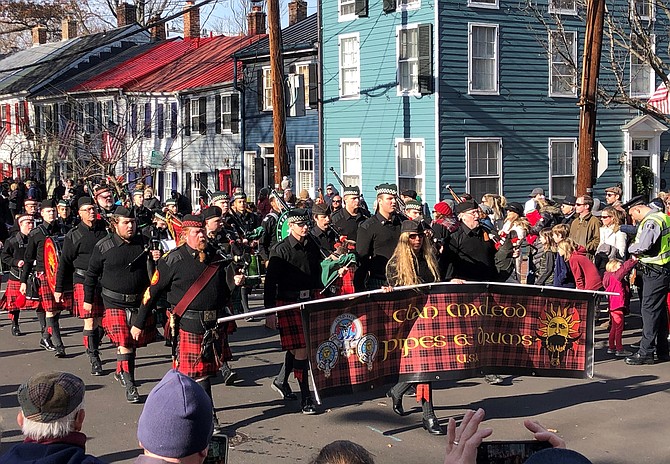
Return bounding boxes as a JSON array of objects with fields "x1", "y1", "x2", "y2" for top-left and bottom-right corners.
[
  {"x1": 234, "y1": 56, "x2": 246, "y2": 190},
  {"x1": 175, "y1": 92, "x2": 184, "y2": 194},
  {"x1": 317, "y1": 0, "x2": 323, "y2": 191}
]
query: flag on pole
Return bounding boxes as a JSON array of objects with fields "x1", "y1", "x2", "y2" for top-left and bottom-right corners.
[
  {"x1": 648, "y1": 83, "x2": 669, "y2": 114},
  {"x1": 58, "y1": 118, "x2": 77, "y2": 160},
  {"x1": 102, "y1": 123, "x2": 126, "y2": 164}
]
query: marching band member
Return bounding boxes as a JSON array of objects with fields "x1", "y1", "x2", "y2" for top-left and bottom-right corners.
[
  {"x1": 228, "y1": 191, "x2": 260, "y2": 317},
  {"x1": 384, "y1": 220, "x2": 444, "y2": 435},
  {"x1": 131, "y1": 214, "x2": 244, "y2": 428},
  {"x1": 56, "y1": 199, "x2": 75, "y2": 232},
  {"x1": 264, "y1": 209, "x2": 324, "y2": 414},
  {"x1": 1, "y1": 213, "x2": 38, "y2": 336},
  {"x1": 311, "y1": 203, "x2": 337, "y2": 253},
  {"x1": 259, "y1": 192, "x2": 282, "y2": 264},
  {"x1": 84, "y1": 207, "x2": 158, "y2": 403},
  {"x1": 93, "y1": 185, "x2": 116, "y2": 223},
  {"x1": 330, "y1": 185, "x2": 368, "y2": 242},
  {"x1": 20, "y1": 199, "x2": 68, "y2": 357},
  {"x1": 54, "y1": 197, "x2": 109, "y2": 376}
]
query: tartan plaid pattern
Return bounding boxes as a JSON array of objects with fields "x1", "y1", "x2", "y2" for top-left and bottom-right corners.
[
  {"x1": 277, "y1": 300, "x2": 305, "y2": 350},
  {"x1": 176, "y1": 328, "x2": 231, "y2": 378},
  {"x1": 333, "y1": 269, "x2": 356, "y2": 296},
  {"x1": 5, "y1": 279, "x2": 38, "y2": 310},
  {"x1": 37, "y1": 273, "x2": 61, "y2": 313},
  {"x1": 102, "y1": 308, "x2": 156, "y2": 348},
  {"x1": 73, "y1": 283, "x2": 105, "y2": 319},
  {"x1": 303, "y1": 283, "x2": 594, "y2": 398}
]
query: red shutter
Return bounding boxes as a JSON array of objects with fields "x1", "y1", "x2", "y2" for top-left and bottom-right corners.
[
  {"x1": 5, "y1": 105, "x2": 10, "y2": 133},
  {"x1": 22, "y1": 101, "x2": 29, "y2": 130},
  {"x1": 14, "y1": 103, "x2": 19, "y2": 134}
]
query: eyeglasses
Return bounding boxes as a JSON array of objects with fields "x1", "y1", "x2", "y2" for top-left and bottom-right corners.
[
  {"x1": 332, "y1": 200, "x2": 341, "y2": 203},
  {"x1": 293, "y1": 222, "x2": 309, "y2": 228},
  {"x1": 408, "y1": 233, "x2": 424, "y2": 239},
  {"x1": 575, "y1": 203, "x2": 585, "y2": 206},
  {"x1": 601, "y1": 215, "x2": 611, "y2": 218},
  {"x1": 605, "y1": 192, "x2": 616, "y2": 197}
]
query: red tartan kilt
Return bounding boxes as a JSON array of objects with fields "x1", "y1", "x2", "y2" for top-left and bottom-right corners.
[
  {"x1": 102, "y1": 308, "x2": 156, "y2": 348},
  {"x1": 36, "y1": 273, "x2": 61, "y2": 313},
  {"x1": 5, "y1": 279, "x2": 38, "y2": 310},
  {"x1": 73, "y1": 283, "x2": 105, "y2": 319},
  {"x1": 333, "y1": 269, "x2": 356, "y2": 296},
  {"x1": 276, "y1": 299, "x2": 306, "y2": 351},
  {"x1": 177, "y1": 327, "x2": 231, "y2": 378}
]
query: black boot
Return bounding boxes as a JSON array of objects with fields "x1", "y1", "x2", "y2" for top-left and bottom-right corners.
[
  {"x1": 295, "y1": 359, "x2": 316, "y2": 415},
  {"x1": 272, "y1": 351, "x2": 297, "y2": 400},
  {"x1": 10, "y1": 313, "x2": 21, "y2": 336},
  {"x1": 84, "y1": 330, "x2": 103, "y2": 375},
  {"x1": 421, "y1": 384, "x2": 444, "y2": 435},
  {"x1": 386, "y1": 382, "x2": 410, "y2": 416},
  {"x1": 122, "y1": 372, "x2": 140, "y2": 403},
  {"x1": 47, "y1": 315, "x2": 65, "y2": 358},
  {"x1": 220, "y1": 361, "x2": 238, "y2": 385}
]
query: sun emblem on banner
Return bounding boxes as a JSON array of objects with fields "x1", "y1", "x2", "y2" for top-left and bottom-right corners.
[{"x1": 536, "y1": 306, "x2": 582, "y2": 366}]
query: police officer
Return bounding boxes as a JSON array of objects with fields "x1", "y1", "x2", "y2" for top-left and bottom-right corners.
[
  {"x1": 54, "y1": 196, "x2": 109, "y2": 375},
  {"x1": 355, "y1": 183, "x2": 403, "y2": 291},
  {"x1": 330, "y1": 185, "x2": 369, "y2": 242},
  {"x1": 264, "y1": 209, "x2": 324, "y2": 414},
  {"x1": 84, "y1": 207, "x2": 159, "y2": 402},
  {"x1": 131, "y1": 214, "x2": 244, "y2": 427},
  {"x1": 20, "y1": 199, "x2": 68, "y2": 356},
  {"x1": 624, "y1": 197, "x2": 670, "y2": 365}
]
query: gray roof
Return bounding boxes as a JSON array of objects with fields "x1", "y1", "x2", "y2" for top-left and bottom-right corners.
[{"x1": 234, "y1": 13, "x2": 317, "y2": 59}]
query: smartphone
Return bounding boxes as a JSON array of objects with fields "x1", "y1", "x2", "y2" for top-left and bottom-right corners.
[
  {"x1": 204, "y1": 432, "x2": 229, "y2": 464},
  {"x1": 476, "y1": 440, "x2": 552, "y2": 464}
]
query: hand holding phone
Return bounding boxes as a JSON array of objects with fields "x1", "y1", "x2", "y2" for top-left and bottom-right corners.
[
  {"x1": 476, "y1": 440, "x2": 552, "y2": 463},
  {"x1": 204, "y1": 433, "x2": 228, "y2": 464}
]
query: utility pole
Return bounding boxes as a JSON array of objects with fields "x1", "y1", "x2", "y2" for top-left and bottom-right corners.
[
  {"x1": 576, "y1": 0, "x2": 605, "y2": 196},
  {"x1": 267, "y1": 0, "x2": 289, "y2": 188}
]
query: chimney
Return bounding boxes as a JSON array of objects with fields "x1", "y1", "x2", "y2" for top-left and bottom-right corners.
[
  {"x1": 183, "y1": 1, "x2": 201, "y2": 39},
  {"x1": 32, "y1": 26, "x2": 47, "y2": 46},
  {"x1": 61, "y1": 18, "x2": 77, "y2": 41},
  {"x1": 116, "y1": 2, "x2": 137, "y2": 27},
  {"x1": 247, "y1": 6, "x2": 266, "y2": 36},
  {"x1": 288, "y1": 0, "x2": 307, "y2": 26},
  {"x1": 150, "y1": 16, "x2": 166, "y2": 42}
]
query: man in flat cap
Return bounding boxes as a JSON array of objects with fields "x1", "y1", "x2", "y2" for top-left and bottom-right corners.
[
  {"x1": 0, "y1": 371, "x2": 104, "y2": 464},
  {"x1": 604, "y1": 186, "x2": 625, "y2": 213},
  {"x1": 54, "y1": 196, "x2": 110, "y2": 376},
  {"x1": 84, "y1": 207, "x2": 157, "y2": 403},
  {"x1": 330, "y1": 185, "x2": 369, "y2": 243},
  {"x1": 560, "y1": 195, "x2": 577, "y2": 225}
]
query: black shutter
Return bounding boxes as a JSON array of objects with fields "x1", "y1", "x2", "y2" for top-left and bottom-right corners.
[
  {"x1": 383, "y1": 0, "x2": 396, "y2": 13},
  {"x1": 417, "y1": 24, "x2": 434, "y2": 95},
  {"x1": 231, "y1": 94, "x2": 239, "y2": 134},
  {"x1": 198, "y1": 97, "x2": 207, "y2": 135},
  {"x1": 257, "y1": 70, "x2": 264, "y2": 111},
  {"x1": 355, "y1": 0, "x2": 368, "y2": 17},
  {"x1": 184, "y1": 99, "x2": 191, "y2": 136},
  {"x1": 157, "y1": 104, "x2": 164, "y2": 139},
  {"x1": 170, "y1": 103, "x2": 178, "y2": 138},
  {"x1": 308, "y1": 63, "x2": 318, "y2": 107},
  {"x1": 34, "y1": 106, "x2": 41, "y2": 137},
  {"x1": 185, "y1": 172, "x2": 192, "y2": 198},
  {"x1": 215, "y1": 95, "x2": 222, "y2": 134},
  {"x1": 144, "y1": 102, "x2": 152, "y2": 138}
]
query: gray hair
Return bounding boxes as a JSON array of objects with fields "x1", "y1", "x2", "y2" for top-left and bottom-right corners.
[{"x1": 21, "y1": 401, "x2": 83, "y2": 441}]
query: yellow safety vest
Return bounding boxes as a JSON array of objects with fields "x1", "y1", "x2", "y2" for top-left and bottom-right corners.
[{"x1": 635, "y1": 211, "x2": 670, "y2": 265}]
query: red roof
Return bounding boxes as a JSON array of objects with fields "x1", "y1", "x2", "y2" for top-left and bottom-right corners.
[{"x1": 73, "y1": 34, "x2": 265, "y2": 93}]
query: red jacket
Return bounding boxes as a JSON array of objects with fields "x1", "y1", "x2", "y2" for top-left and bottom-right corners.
[
  {"x1": 568, "y1": 249, "x2": 602, "y2": 290},
  {"x1": 603, "y1": 258, "x2": 636, "y2": 311}
]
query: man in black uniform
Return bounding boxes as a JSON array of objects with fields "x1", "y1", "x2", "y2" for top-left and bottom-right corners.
[
  {"x1": 56, "y1": 200, "x2": 75, "y2": 232},
  {"x1": 131, "y1": 189, "x2": 153, "y2": 231},
  {"x1": 264, "y1": 209, "x2": 324, "y2": 414},
  {"x1": 131, "y1": 214, "x2": 244, "y2": 426},
  {"x1": 93, "y1": 185, "x2": 116, "y2": 224},
  {"x1": 20, "y1": 199, "x2": 68, "y2": 356},
  {"x1": 330, "y1": 185, "x2": 368, "y2": 242},
  {"x1": 259, "y1": 193, "x2": 282, "y2": 264},
  {"x1": 84, "y1": 207, "x2": 157, "y2": 403},
  {"x1": 356, "y1": 183, "x2": 403, "y2": 291},
  {"x1": 311, "y1": 203, "x2": 337, "y2": 254},
  {"x1": 54, "y1": 197, "x2": 109, "y2": 375},
  {"x1": 228, "y1": 191, "x2": 259, "y2": 317}
]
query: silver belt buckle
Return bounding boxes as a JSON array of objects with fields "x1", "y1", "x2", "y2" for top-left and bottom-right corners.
[
  {"x1": 203, "y1": 310, "x2": 217, "y2": 322},
  {"x1": 299, "y1": 290, "x2": 310, "y2": 299}
]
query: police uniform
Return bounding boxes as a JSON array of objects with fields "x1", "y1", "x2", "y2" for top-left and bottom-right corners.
[
  {"x1": 55, "y1": 196, "x2": 108, "y2": 375},
  {"x1": 84, "y1": 207, "x2": 156, "y2": 402},
  {"x1": 264, "y1": 209, "x2": 324, "y2": 414},
  {"x1": 625, "y1": 199, "x2": 670, "y2": 365}
]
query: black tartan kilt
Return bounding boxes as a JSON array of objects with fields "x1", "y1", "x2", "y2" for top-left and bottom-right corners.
[
  {"x1": 177, "y1": 327, "x2": 231, "y2": 378},
  {"x1": 102, "y1": 308, "x2": 156, "y2": 348}
]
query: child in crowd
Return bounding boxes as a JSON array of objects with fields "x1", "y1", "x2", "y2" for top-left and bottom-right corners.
[
  {"x1": 551, "y1": 224, "x2": 575, "y2": 288},
  {"x1": 603, "y1": 258, "x2": 636, "y2": 356},
  {"x1": 533, "y1": 228, "x2": 555, "y2": 286}
]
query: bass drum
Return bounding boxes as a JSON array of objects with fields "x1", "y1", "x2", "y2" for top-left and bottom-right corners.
[
  {"x1": 43, "y1": 236, "x2": 63, "y2": 293},
  {"x1": 275, "y1": 211, "x2": 291, "y2": 242}
]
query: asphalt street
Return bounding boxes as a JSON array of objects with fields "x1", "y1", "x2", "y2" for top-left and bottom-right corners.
[{"x1": 1, "y1": 291, "x2": 669, "y2": 464}]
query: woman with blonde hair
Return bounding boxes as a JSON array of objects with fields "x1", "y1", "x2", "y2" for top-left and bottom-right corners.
[
  {"x1": 384, "y1": 220, "x2": 443, "y2": 435},
  {"x1": 557, "y1": 239, "x2": 602, "y2": 290},
  {"x1": 481, "y1": 193, "x2": 505, "y2": 231}
]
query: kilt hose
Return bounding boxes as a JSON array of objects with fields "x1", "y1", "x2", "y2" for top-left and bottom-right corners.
[
  {"x1": 73, "y1": 283, "x2": 105, "y2": 319},
  {"x1": 102, "y1": 308, "x2": 157, "y2": 348},
  {"x1": 176, "y1": 327, "x2": 232, "y2": 378},
  {"x1": 5, "y1": 279, "x2": 38, "y2": 311}
]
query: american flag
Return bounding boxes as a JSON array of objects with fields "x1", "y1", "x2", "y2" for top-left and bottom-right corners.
[
  {"x1": 0, "y1": 124, "x2": 8, "y2": 147},
  {"x1": 102, "y1": 123, "x2": 126, "y2": 164},
  {"x1": 648, "y1": 83, "x2": 669, "y2": 114},
  {"x1": 58, "y1": 118, "x2": 77, "y2": 160}
]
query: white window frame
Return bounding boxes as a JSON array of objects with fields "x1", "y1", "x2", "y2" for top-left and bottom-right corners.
[
  {"x1": 549, "y1": 30, "x2": 578, "y2": 97},
  {"x1": 548, "y1": 0, "x2": 577, "y2": 15},
  {"x1": 630, "y1": 34, "x2": 655, "y2": 98},
  {"x1": 221, "y1": 94, "x2": 233, "y2": 132},
  {"x1": 398, "y1": 0, "x2": 421, "y2": 12},
  {"x1": 296, "y1": 145, "x2": 315, "y2": 197},
  {"x1": 294, "y1": 61, "x2": 313, "y2": 109},
  {"x1": 163, "y1": 171, "x2": 176, "y2": 202},
  {"x1": 395, "y1": 138, "x2": 425, "y2": 197},
  {"x1": 468, "y1": 0, "x2": 498, "y2": 10},
  {"x1": 468, "y1": 23, "x2": 499, "y2": 95},
  {"x1": 340, "y1": 138, "x2": 362, "y2": 188},
  {"x1": 631, "y1": 0, "x2": 655, "y2": 21},
  {"x1": 339, "y1": 33, "x2": 360, "y2": 99},
  {"x1": 339, "y1": 0, "x2": 356, "y2": 21},
  {"x1": 261, "y1": 67, "x2": 273, "y2": 111},
  {"x1": 548, "y1": 138, "x2": 577, "y2": 198},
  {"x1": 465, "y1": 137, "x2": 502, "y2": 196},
  {"x1": 190, "y1": 98, "x2": 199, "y2": 133},
  {"x1": 397, "y1": 24, "x2": 421, "y2": 96}
]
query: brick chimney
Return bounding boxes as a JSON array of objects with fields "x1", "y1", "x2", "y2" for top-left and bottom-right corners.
[
  {"x1": 247, "y1": 6, "x2": 266, "y2": 36},
  {"x1": 183, "y1": 1, "x2": 200, "y2": 39},
  {"x1": 32, "y1": 26, "x2": 47, "y2": 46},
  {"x1": 61, "y1": 18, "x2": 77, "y2": 41},
  {"x1": 116, "y1": 2, "x2": 137, "y2": 27},
  {"x1": 150, "y1": 16, "x2": 166, "y2": 41},
  {"x1": 288, "y1": 0, "x2": 307, "y2": 26}
]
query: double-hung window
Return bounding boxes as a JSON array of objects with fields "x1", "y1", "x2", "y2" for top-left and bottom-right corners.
[
  {"x1": 341, "y1": 139, "x2": 362, "y2": 187},
  {"x1": 549, "y1": 30, "x2": 577, "y2": 96},
  {"x1": 339, "y1": 34, "x2": 360, "y2": 98},
  {"x1": 466, "y1": 138, "x2": 501, "y2": 200},
  {"x1": 469, "y1": 24, "x2": 498, "y2": 94}
]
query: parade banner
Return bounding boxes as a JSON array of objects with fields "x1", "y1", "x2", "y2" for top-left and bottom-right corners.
[{"x1": 302, "y1": 283, "x2": 597, "y2": 399}]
